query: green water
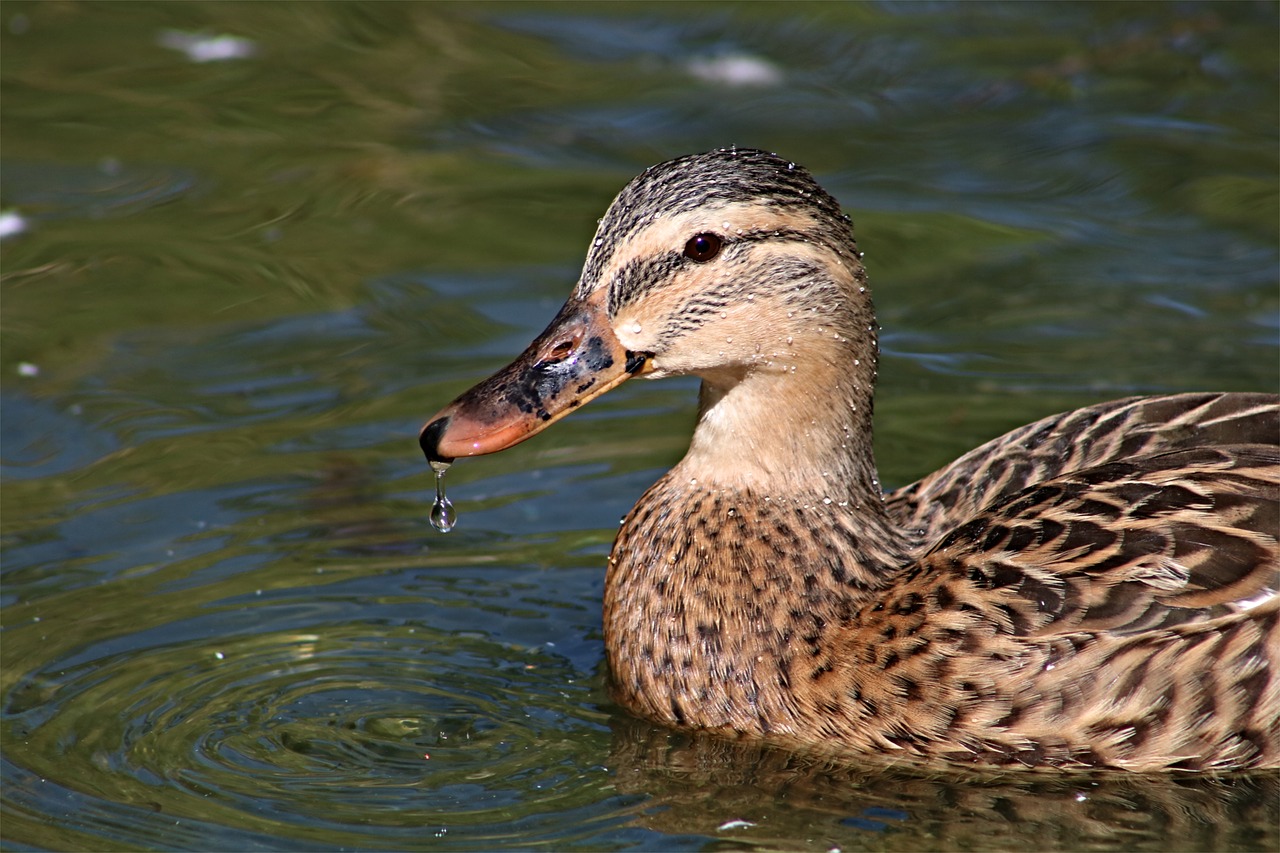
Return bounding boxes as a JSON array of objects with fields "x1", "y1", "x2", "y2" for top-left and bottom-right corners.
[{"x1": 2, "y1": 2, "x2": 1276, "y2": 850}]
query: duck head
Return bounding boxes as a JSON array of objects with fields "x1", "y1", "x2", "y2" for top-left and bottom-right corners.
[{"x1": 420, "y1": 148, "x2": 878, "y2": 490}]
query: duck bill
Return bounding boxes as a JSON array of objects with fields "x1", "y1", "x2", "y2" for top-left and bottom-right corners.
[{"x1": 419, "y1": 294, "x2": 651, "y2": 463}]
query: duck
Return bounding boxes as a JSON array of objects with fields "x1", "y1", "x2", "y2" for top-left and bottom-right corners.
[{"x1": 419, "y1": 148, "x2": 1280, "y2": 772}]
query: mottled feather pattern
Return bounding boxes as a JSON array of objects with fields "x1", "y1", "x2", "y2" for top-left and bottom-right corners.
[
  {"x1": 435, "y1": 148, "x2": 1280, "y2": 771},
  {"x1": 590, "y1": 154, "x2": 1280, "y2": 771},
  {"x1": 885, "y1": 393, "x2": 1279, "y2": 545},
  {"x1": 607, "y1": 434, "x2": 1279, "y2": 769}
]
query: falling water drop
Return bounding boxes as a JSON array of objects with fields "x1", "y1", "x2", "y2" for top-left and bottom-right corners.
[{"x1": 429, "y1": 460, "x2": 457, "y2": 533}]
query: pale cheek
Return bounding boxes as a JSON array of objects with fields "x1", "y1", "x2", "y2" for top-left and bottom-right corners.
[
  {"x1": 611, "y1": 290, "x2": 683, "y2": 351},
  {"x1": 612, "y1": 315, "x2": 646, "y2": 351}
]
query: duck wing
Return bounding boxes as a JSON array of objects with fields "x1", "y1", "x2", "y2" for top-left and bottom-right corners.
[
  {"x1": 919, "y1": 443, "x2": 1279, "y2": 634},
  {"x1": 846, "y1": 441, "x2": 1278, "y2": 769},
  {"x1": 885, "y1": 392, "x2": 1278, "y2": 548}
]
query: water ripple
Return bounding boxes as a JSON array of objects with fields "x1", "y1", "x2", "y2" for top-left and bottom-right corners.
[{"x1": 4, "y1": 621, "x2": 621, "y2": 845}]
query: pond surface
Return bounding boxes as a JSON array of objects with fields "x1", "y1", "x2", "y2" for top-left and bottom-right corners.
[{"x1": 2, "y1": 2, "x2": 1277, "y2": 850}]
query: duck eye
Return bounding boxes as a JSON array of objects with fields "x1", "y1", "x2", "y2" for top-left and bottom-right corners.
[{"x1": 683, "y1": 233, "x2": 723, "y2": 263}]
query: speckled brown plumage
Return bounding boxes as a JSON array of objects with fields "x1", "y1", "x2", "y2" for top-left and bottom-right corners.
[
  {"x1": 421, "y1": 148, "x2": 1280, "y2": 771},
  {"x1": 608, "y1": 428, "x2": 1278, "y2": 771}
]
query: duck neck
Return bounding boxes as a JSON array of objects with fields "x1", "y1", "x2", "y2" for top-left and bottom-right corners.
[
  {"x1": 603, "y1": 334, "x2": 906, "y2": 735},
  {"x1": 676, "y1": 331, "x2": 883, "y2": 509},
  {"x1": 602, "y1": 277, "x2": 903, "y2": 734}
]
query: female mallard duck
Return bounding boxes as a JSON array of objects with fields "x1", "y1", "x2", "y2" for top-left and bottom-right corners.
[{"x1": 420, "y1": 148, "x2": 1279, "y2": 772}]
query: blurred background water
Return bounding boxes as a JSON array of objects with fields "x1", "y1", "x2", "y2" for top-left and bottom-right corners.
[{"x1": 2, "y1": 2, "x2": 1277, "y2": 850}]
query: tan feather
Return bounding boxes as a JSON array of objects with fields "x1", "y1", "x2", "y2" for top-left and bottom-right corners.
[{"x1": 421, "y1": 149, "x2": 1279, "y2": 771}]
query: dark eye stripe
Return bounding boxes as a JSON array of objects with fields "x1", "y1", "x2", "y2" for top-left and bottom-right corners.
[
  {"x1": 605, "y1": 227, "x2": 825, "y2": 316},
  {"x1": 607, "y1": 253, "x2": 683, "y2": 316},
  {"x1": 735, "y1": 227, "x2": 813, "y2": 245}
]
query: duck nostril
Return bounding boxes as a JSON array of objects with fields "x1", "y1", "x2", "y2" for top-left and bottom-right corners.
[{"x1": 538, "y1": 335, "x2": 580, "y2": 367}]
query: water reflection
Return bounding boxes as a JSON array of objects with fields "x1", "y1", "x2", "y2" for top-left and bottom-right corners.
[{"x1": 608, "y1": 717, "x2": 1280, "y2": 851}]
